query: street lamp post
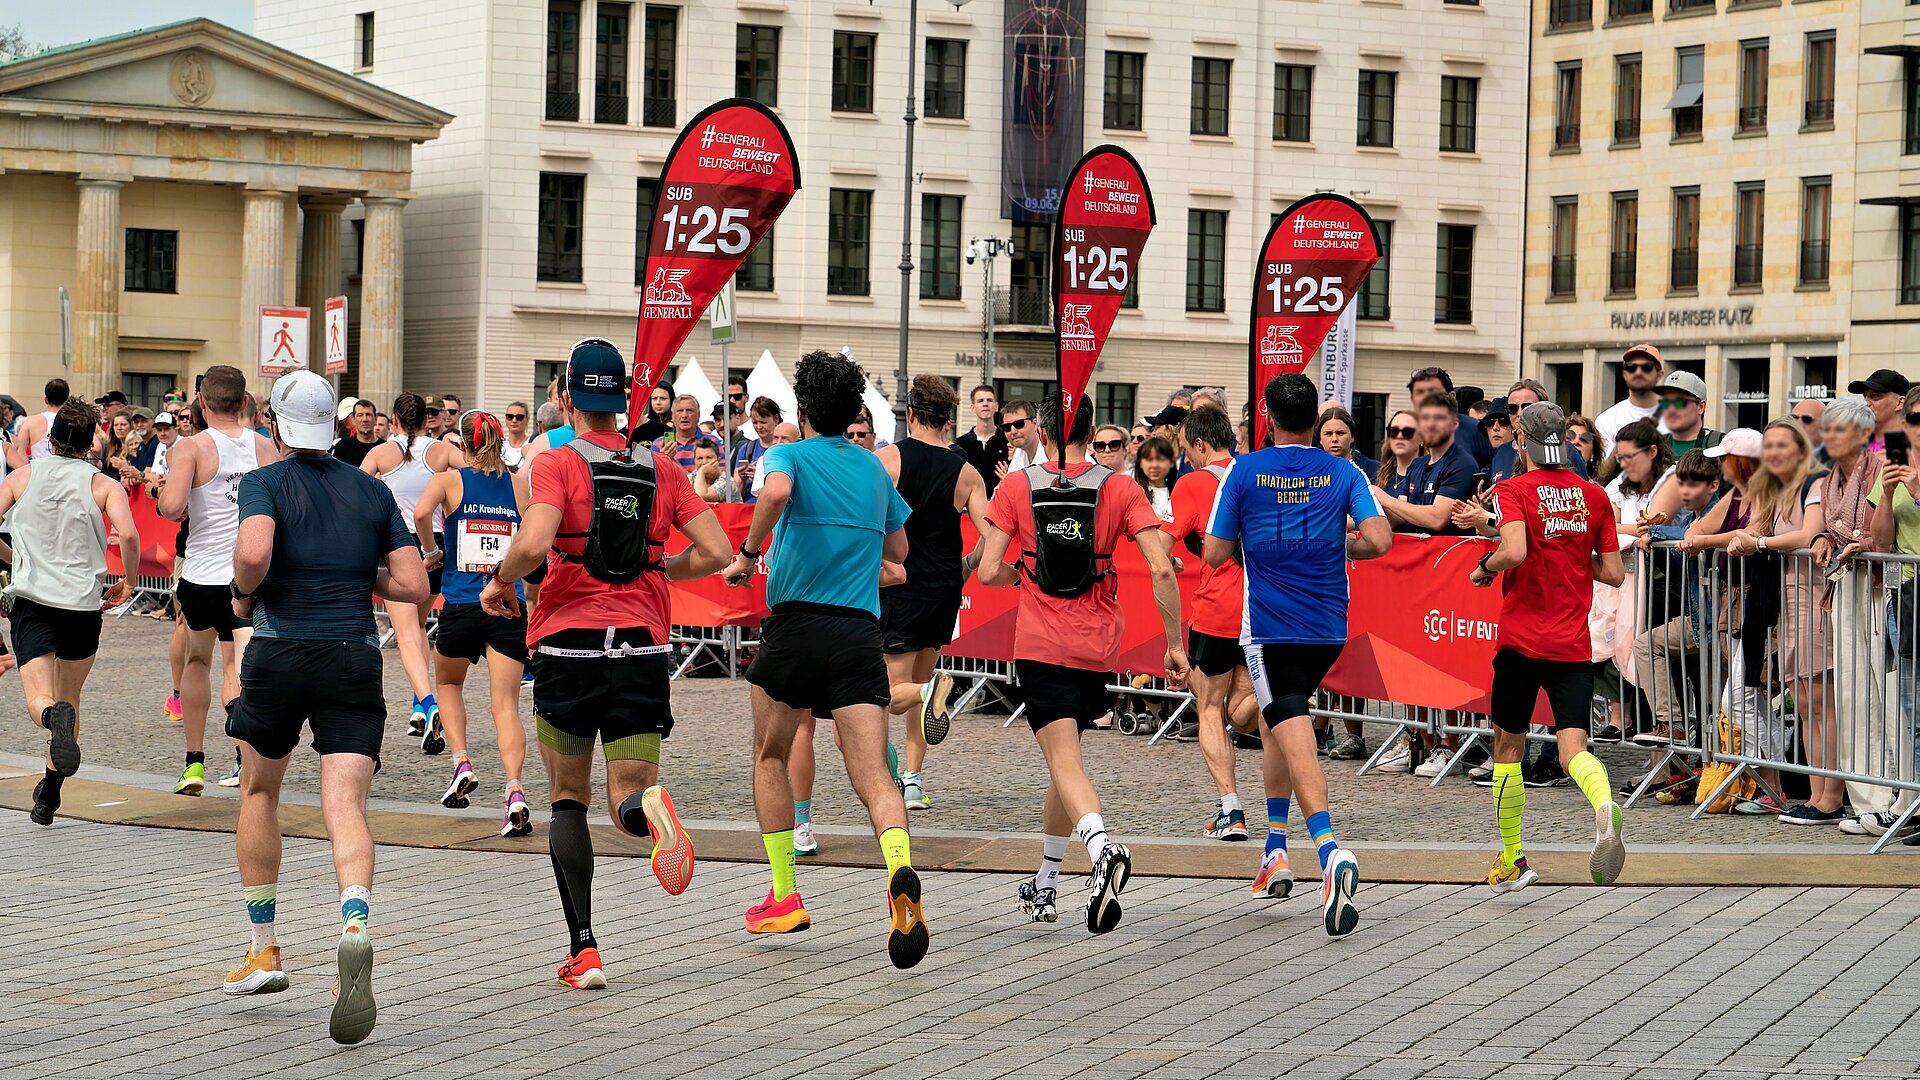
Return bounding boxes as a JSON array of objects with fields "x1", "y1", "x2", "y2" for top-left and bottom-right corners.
[
  {"x1": 894, "y1": 0, "x2": 970, "y2": 441},
  {"x1": 966, "y1": 236, "x2": 1015, "y2": 388}
]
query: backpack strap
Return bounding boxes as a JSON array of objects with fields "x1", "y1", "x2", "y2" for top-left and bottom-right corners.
[{"x1": 553, "y1": 440, "x2": 615, "y2": 541}]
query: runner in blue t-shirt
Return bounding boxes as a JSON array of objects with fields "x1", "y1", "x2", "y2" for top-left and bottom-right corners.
[{"x1": 1205, "y1": 374, "x2": 1392, "y2": 939}]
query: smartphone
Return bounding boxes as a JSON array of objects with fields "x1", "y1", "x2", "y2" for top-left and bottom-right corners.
[
  {"x1": 1472, "y1": 470, "x2": 1489, "y2": 493},
  {"x1": 1886, "y1": 430, "x2": 1910, "y2": 468}
]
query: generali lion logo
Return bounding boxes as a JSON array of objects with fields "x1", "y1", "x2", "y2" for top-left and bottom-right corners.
[
  {"x1": 1259, "y1": 324, "x2": 1304, "y2": 365},
  {"x1": 1060, "y1": 304, "x2": 1096, "y2": 352},
  {"x1": 643, "y1": 268, "x2": 693, "y2": 318}
]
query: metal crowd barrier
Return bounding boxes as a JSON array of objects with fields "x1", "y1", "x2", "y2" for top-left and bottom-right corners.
[{"x1": 669, "y1": 624, "x2": 759, "y2": 679}]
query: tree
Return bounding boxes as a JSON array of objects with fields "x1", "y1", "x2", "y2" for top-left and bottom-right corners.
[{"x1": 0, "y1": 24, "x2": 41, "y2": 63}]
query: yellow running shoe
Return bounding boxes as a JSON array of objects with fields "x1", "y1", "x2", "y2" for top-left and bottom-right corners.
[
  {"x1": 1487, "y1": 855, "x2": 1538, "y2": 894},
  {"x1": 222, "y1": 945, "x2": 288, "y2": 996}
]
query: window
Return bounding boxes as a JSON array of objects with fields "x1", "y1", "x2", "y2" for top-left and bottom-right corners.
[
  {"x1": 1671, "y1": 47, "x2": 1704, "y2": 139},
  {"x1": 827, "y1": 189, "x2": 872, "y2": 296},
  {"x1": 1352, "y1": 393, "x2": 1389, "y2": 459},
  {"x1": 1738, "y1": 39, "x2": 1768, "y2": 133},
  {"x1": 919, "y1": 195, "x2": 962, "y2": 300},
  {"x1": 925, "y1": 38, "x2": 966, "y2": 119},
  {"x1": 355, "y1": 12, "x2": 374, "y2": 69},
  {"x1": 1670, "y1": 0, "x2": 1713, "y2": 10},
  {"x1": 642, "y1": 6, "x2": 677, "y2": 127},
  {"x1": 1902, "y1": 204, "x2": 1920, "y2": 304},
  {"x1": 832, "y1": 31, "x2": 875, "y2": 113},
  {"x1": 1273, "y1": 64, "x2": 1312, "y2": 142},
  {"x1": 537, "y1": 173, "x2": 585, "y2": 283},
  {"x1": 1548, "y1": 0, "x2": 1592, "y2": 29},
  {"x1": 1804, "y1": 32, "x2": 1834, "y2": 127},
  {"x1": 1550, "y1": 197, "x2": 1578, "y2": 298},
  {"x1": 1799, "y1": 176, "x2": 1830, "y2": 286},
  {"x1": 125, "y1": 228, "x2": 178, "y2": 293},
  {"x1": 738, "y1": 228, "x2": 774, "y2": 291},
  {"x1": 1609, "y1": 0, "x2": 1652, "y2": 19},
  {"x1": 1358, "y1": 220, "x2": 1391, "y2": 319},
  {"x1": 1610, "y1": 191, "x2": 1638, "y2": 295},
  {"x1": 122, "y1": 372, "x2": 174, "y2": 412},
  {"x1": 736, "y1": 25, "x2": 779, "y2": 106},
  {"x1": 1094, "y1": 383, "x2": 1136, "y2": 428},
  {"x1": 546, "y1": 1, "x2": 581, "y2": 121},
  {"x1": 595, "y1": 3, "x2": 630, "y2": 124},
  {"x1": 1905, "y1": 56, "x2": 1920, "y2": 155},
  {"x1": 633, "y1": 177, "x2": 658, "y2": 285},
  {"x1": 1554, "y1": 62, "x2": 1582, "y2": 149},
  {"x1": 1734, "y1": 181, "x2": 1765, "y2": 288},
  {"x1": 535, "y1": 360, "x2": 566, "y2": 401},
  {"x1": 1356, "y1": 70, "x2": 1396, "y2": 147},
  {"x1": 1104, "y1": 51, "x2": 1145, "y2": 130},
  {"x1": 1435, "y1": 224, "x2": 1474, "y2": 324},
  {"x1": 1191, "y1": 58, "x2": 1231, "y2": 136},
  {"x1": 1008, "y1": 223, "x2": 1051, "y2": 325},
  {"x1": 1440, "y1": 76, "x2": 1478, "y2": 152},
  {"x1": 1614, "y1": 54, "x2": 1642, "y2": 144},
  {"x1": 1671, "y1": 186, "x2": 1700, "y2": 292},
  {"x1": 1185, "y1": 210, "x2": 1227, "y2": 312}
]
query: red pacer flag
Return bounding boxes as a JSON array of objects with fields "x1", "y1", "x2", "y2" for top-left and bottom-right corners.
[
  {"x1": 1249, "y1": 194, "x2": 1379, "y2": 449},
  {"x1": 1054, "y1": 145, "x2": 1154, "y2": 449},
  {"x1": 631, "y1": 99, "x2": 801, "y2": 418}
]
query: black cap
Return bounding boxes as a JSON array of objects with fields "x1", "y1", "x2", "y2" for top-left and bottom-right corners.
[
  {"x1": 1482, "y1": 397, "x2": 1511, "y2": 422},
  {"x1": 95, "y1": 390, "x2": 127, "y2": 406},
  {"x1": 1144, "y1": 404, "x2": 1189, "y2": 428},
  {"x1": 1848, "y1": 369, "x2": 1911, "y2": 396}
]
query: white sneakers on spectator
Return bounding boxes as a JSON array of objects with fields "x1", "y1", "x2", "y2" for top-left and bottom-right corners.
[
  {"x1": 1372, "y1": 744, "x2": 1412, "y2": 773},
  {"x1": 1413, "y1": 746, "x2": 1455, "y2": 779},
  {"x1": 1839, "y1": 811, "x2": 1919, "y2": 837}
]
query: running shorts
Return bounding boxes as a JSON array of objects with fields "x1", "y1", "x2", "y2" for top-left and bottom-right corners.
[
  {"x1": 880, "y1": 591, "x2": 961, "y2": 655},
  {"x1": 531, "y1": 625, "x2": 673, "y2": 761},
  {"x1": 10, "y1": 597, "x2": 103, "y2": 665},
  {"x1": 748, "y1": 603, "x2": 890, "y2": 716},
  {"x1": 1490, "y1": 649, "x2": 1595, "y2": 735},
  {"x1": 1245, "y1": 642, "x2": 1344, "y2": 728},
  {"x1": 434, "y1": 602, "x2": 529, "y2": 665},
  {"x1": 1187, "y1": 628, "x2": 1247, "y2": 679},
  {"x1": 177, "y1": 579, "x2": 242, "y2": 641},
  {"x1": 1013, "y1": 659, "x2": 1111, "y2": 734},
  {"x1": 227, "y1": 639, "x2": 385, "y2": 760}
]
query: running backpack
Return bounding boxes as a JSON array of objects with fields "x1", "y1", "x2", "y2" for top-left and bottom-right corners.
[
  {"x1": 1021, "y1": 463, "x2": 1113, "y2": 598},
  {"x1": 556, "y1": 438, "x2": 661, "y2": 584}
]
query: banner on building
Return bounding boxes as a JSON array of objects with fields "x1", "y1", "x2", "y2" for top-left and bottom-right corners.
[
  {"x1": 1053, "y1": 145, "x2": 1154, "y2": 448},
  {"x1": 1316, "y1": 299, "x2": 1359, "y2": 410},
  {"x1": 257, "y1": 305, "x2": 310, "y2": 378},
  {"x1": 1001, "y1": 0, "x2": 1086, "y2": 223},
  {"x1": 323, "y1": 295, "x2": 349, "y2": 375},
  {"x1": 1249, "y1": 194, "x2": 1379, "y2": 448},
  {"x1": 631, "y1": 98, "x2": 800, "y2": 420}
]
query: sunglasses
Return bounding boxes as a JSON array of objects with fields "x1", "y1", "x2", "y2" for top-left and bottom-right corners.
[
  {"x1": 729, "y1": 392, "x2": 747, "y2": 401},
  {"x1": 505, "y1": 412, "x2": 528, "y2": 421},
  {"x1": 1906, "y1": 412, "x2": 1920, "y2": 426},
  {"x1": 1623, "y1": 362, "x2": 1660, "y2": 375},
  {"x1": 1000, "y1": 418, "x2": 1030, "y2": 433},
  {"x1": 1387, "y1": 426, "x2": 1417, "y2": 439},
  {"x1": 1796, "y1": 413, "x2": 1821, "y2": 425},
  {"x1": 846, "y1": 429, "x2": 872, "y2": 439},
  {"x1": 1090, "y1": 440, "x2": 1127, "y2": 453},
  {"x1": 1659, "y1": 397, "x2": 1697, "y2": 411},
  {"x1": 1130, "y1": 434, "x2": 1146, "y2": 444}
]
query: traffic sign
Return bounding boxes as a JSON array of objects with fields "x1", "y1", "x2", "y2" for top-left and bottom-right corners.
[{"x1": 258, "y1": 305, "x2": 310, "y2": 377}]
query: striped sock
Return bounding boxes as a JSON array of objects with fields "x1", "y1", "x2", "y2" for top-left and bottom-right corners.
[
  {"x1": 1493, "y1": 762, "x2": 1526, "y2": 866},
  {"x1": 1567, "y1": 751, "x2": 1612, "y2": 811},
  {"x1": 1036, "y1": 833, "x2": 1068, "y2": 893},
  {"x1": 244, "y1": 883, "x2": 277, "y2": 952},
  {"x1": 794, "y1": 799, "x2": 812, "y2": 826},
  {"x1": 340, "y1": 885, "x2": 369, "y2": 934},
  {"x1": 1265, "y1": 797, "x2": 1290, "y2": 859},
  {"x1": 1075, "y1": 812, "x2": 1110, "y2": 861},
  {"x1": 1307, "y1": 811, "x2": 1337, "y2": 871}
]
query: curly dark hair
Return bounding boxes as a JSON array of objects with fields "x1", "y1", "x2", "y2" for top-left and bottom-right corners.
[
  {"x1": 50, "y1": 400, "x2": 100, "y2": 457},
  {"x1": 906, "y1": 374, "x2": 957, "y2": 431},
  {"x1": 793, "y1": 350, "x2": 865, "y2": 437}
]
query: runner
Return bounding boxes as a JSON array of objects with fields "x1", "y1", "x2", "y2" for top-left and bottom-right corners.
[
  {"x1": 480, "y1": 338, "x2": 730, "y2": 990},
  {"x1": 1453, "y1": 403, "x2": 1629, "y2": 892},
  {"x1": 720, "y1": 349, "x2": 929, "y2": 968},
  {"x1": 873, "y1": 375, "x2": 990, "y2": 813},
  {"x1": 157, "y1": 364, "x2": 280, "y2": 796},
  {"x1": 221, "y1": 371, "x2": 428, "y2": 1045},
  {"x1": 1205, "y1": 374, "x2": 1389, "y2": 936},
  {"x1": 975, "y1": 393, "x2": 1189, "y2": 932},
  {"x1": 416, "y1": 411, "x2": 533, "y2": 834},
  {"x1": 1162, "y1": 404, "x2": 1262, "y2": 842},
  {"x1": 6, "y1": 377, "x2": 68, "y2": 469},
  {"x1": 0, "y1": 398, "x2": 139, "y2": 826}
]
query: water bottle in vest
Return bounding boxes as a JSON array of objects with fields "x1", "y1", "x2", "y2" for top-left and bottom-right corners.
[
  {"x1": 1023, "y1": 462, "x2": 1112, "y2": 598},
  {"x1": 558, "y1": 440, "x2": 660, "y2": 584}
]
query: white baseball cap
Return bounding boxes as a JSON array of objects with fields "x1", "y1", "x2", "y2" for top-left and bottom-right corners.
[{"x1": 270, "y1": 370, "x2": 338, "y2": 451}]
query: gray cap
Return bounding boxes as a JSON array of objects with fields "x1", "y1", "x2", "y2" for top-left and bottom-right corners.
[
  {"x1": 1655, "y1": 370, "x2": 1708, "y2": 402},
  {"x1": 1515, "y1": 402, "x2": 1572, "y2": 467}
]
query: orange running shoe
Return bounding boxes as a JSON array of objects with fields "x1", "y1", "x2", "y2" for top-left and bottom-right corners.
[
  {"x1": 1252, "y1": 851, "x2": 1294, "y2": 899},
  {"x1": 887, "y1": 866, "x2": 929, "y2": 970},
  {"x1": 745, "y1": 890, "x2": 811, "y2": 934},
  {"x1": 557, "y1": 947, "x2": 607, "y2": 989},
  {"x1": 642, "y1": 785, "x2": 695, "y2": 896},
  {"x1": 222, "y1": 945, "x2": 288, "y2": 995}
]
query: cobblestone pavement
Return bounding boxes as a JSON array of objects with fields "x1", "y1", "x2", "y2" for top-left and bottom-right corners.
[
  {"x1": 0, "y1": 617, "x2": 1893, "y2": 850},
  {"x1": 5, "y1": 814, "x2": 1920, "y2": 1080}
]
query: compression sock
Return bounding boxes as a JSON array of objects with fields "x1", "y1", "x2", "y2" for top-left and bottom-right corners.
[
  {"x1": 763, "y1": 832, "x2": 798, "y2": 900},
  {"x1": 1568, "y1": 752, "x2": 1613, "y2": 811},
  {"x1": 549, "y1": 800, "x2": 596, "y2": 954},
  {"x1": 244, "y1": 883, "x2": 277, "y2": 952},
  {"x1": 340, "y1": 885, "x2": 369, "y2": 934},
  {"x1": 794, "y1": 799, "x2": 812, "y2": 826},
  {"x1": 1265, "y1": 798, "x2": 1291, "y2": 859},
  {"x1": 615, "y1": 792, "x2": 650, "y2": 839},
  {"x1": 1075, "y1": 812, "x2": 1110, "y2": 861},
  {"x1": 1221, "y1": 792, "x2": 1242, "y2": 815},
  {"x1": 185, "y1": 751, "x2": 205, "y2": 768},
  {"x1": 1036, "y1": 833, "x2": 1068, "y2": 892},
  {"x1": 1307, "y1": 811, "x2": 1337, "y2": 871},
  {"x1": 1493, "y1": 762, "x2": 1526, "y2": 867},
  {"x1": 879, "y1": 828, "x2": 912, "y2": 876}
]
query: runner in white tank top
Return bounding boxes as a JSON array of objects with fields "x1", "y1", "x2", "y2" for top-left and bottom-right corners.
[
  {"x1": 181, "y1": 429, "x2": 258, "y2": 586},
  {"x1": 29, "y1": 411, "x2": 55, "y2": 460},
  {"x1": 379, "y1": 433, "x2": 436, "y2": 534}
]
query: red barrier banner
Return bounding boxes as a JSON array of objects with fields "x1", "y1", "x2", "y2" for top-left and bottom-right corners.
[
  {"x1": 1054, "y1": 145, "x2": 1154, "y2": 446},
  {"x1": 105, "y1": 487, "x2": 179, "y2": 580},
  {"x1": 1250, "y1": 194, "x2": 1380, "y2": 448},
  {"x1": 663, "y1": 503, "x2": 765, "y2": 627}
]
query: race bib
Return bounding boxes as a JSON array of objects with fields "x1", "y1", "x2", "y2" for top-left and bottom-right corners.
[{"x1": 457, "y1": 519, "x2": 515, "y2": 574}]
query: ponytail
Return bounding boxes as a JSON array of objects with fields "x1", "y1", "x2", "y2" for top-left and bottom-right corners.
[
  {"x1": 391, "y1": 392, "x2": 427, "y2": 460},
  {"x1": 462, "y1": 410, "x2": 507, "y2": 474}
]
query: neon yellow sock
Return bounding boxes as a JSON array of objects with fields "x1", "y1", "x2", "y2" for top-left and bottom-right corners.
[
  {"x1": 1567, "y1": 751, "x2": 1612, "y2": 811},
  {"x1": 878, "y1": 827, "x2": 912, "y2": 876},
  {"x1": 763, "y1": 831, "x2": 797, "y2": 900},
  {"x1": 1492, "y1": 762, "x2": 1525, "y2": 866}
]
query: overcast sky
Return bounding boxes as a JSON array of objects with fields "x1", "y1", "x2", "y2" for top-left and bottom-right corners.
[{"x1": 14, "y1": 1, "x2": 252, "y2": 53}]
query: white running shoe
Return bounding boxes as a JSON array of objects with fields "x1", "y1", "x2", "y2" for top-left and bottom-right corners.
[
  {"x1": 793, "y1": 822, "x2": 819, "y2": 856},
  {"x1": 1590, "y1": 802, "x2": 1627, "y2": 885},
  {"x1": 1320, "y1": 849, "x2": 1360, "y2": 938},
  {"x1": 1413, "y1": 746, "x2": 1455, "y2": 778},
  {"x1": 1372, "y1": 745, "x2": 1412, "y2": 773}
]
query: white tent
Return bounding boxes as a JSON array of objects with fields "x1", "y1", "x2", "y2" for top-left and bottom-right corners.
[
  {"x1": 863, "y1": 378, "x2": 897, "y2": 444},
  {"x1": 672, "y1": 356, "x2": 721, "y2": 422},
  {"x1": 746, "y1": 349, "x2": 798, "y2": 426}
]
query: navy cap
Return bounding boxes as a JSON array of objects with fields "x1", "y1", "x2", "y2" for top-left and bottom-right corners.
[{"x1": 567, "y1": 338, "x2": 628, "y2": 412}]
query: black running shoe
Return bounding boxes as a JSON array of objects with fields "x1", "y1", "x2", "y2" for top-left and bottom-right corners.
[
  {"x1": 29, "y1": 778, "x2": 56, "y2": 826},
  {"x1": 1085, "y1": 843, "x2": 1132, "y2": 935},
  {"x1": 43, "y1": 702, "x2": 80, "y2": 776},
  {"x1": 1017, "y1": 881, "x2": 1058, "y2": 923}
]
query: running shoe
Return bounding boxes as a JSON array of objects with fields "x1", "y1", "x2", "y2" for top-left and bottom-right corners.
[
  {"x1": 1017, "y1": 881, "x2": 1058, "y2": 923},
  {"x1": 521, "y1": 670, "x2": 535, "y2": 690},
  {"x1": 43, "y1": 702, "x2": 80, "y2": 776},
  {"x1": 1327, "y1": 734, "x2": 1369, "y2": 761},
  {"x1": 1590, "y1": 801, "x2": 1627, "y2": 885},
  {"x1": 886, "y1": 865, "x2": 929, "y2": 969},
  {"x1": 501, "y1": 786, "x2": 532, "y2": 838},
  {"x1": 164, "y1": 691, "x2": 183, "y2": 723},
  {"x1": 1321, "y1": 849, "x2": 1360, "y2": 938},
  {"x1": 1085, "y1": 842, "x2": 1132, "y2": 935},
  {"x1": 642, "y1": 785, "x2": 695, "y2": 896},
  {"x1": 217, "y1": 751, "x2": 242, "y2": 789},
  {"x1": 1252, "y1": 851, "x2": 1294, "y2": 899},
  {"x1": 744, "y1": 889, "x2": 811, "y2": 934},
  {"x1": 419, "y1": 700, "x2": 445, "y2": 756},
  {"x1": 1413, "y1": 746, "x2": 1455, "y2": 778},
  {"x1": 173, "y1": 761, "x2": 206, "y2": 797},
  {"x1": 903, "y1": 782, "x2": 930, "y2": 811},
  {"x1": 793, "y1": 822, "x2": 819, "y2": 856},
  {"x1": 1202, "y1": 807, "x2": 1249, "y2": 841},
  {"x1": 1372, "y1": 744, "x2": 1412, "y2": 773},
  {"x1": 222, "y1": 945, "x2": 289, "y2": 995},
  {"x1": 329, "y1": 926, "x2": 376, "y2": 1046},
  {"x1": 440, "y1": 757, "x2": 477, "y2": 809},
  {"x1": 1488, "y1": 855, "x2": 1538, "y2": 894},
  {"x1": 407, "y1": 698, "x2": 425, "y2": 739},
  {"x1": 918, "y1": 671, "x2": 954, "y2": 747},
  {"x1": 29, "y1": 778, "x2": 56, "y2": 826},
  {"x1": 556, "y1": 946, "x2": 607, "y2": 989},
  {"x1": 1469, "y1": 763, "x2": 1497, "y2": 787}
]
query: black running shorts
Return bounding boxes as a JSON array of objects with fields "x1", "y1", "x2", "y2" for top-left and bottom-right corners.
[
  {"x1": 1014, "y1": 659, "x2": 1111, "y2": 734},
  {"x1": 748, "y1": 603, "x2": 891, "y2": 716},
  {"x1": 10, "y1": 597, "x2": 103, "y2": 665},
  {"x1": 531, "y1": 625, "x2": 673, "y2": 760},
  {"x1": 1245, "y1": 642, "x2": 1344, "y2": 728},
  {"x1": 880, "y1": 591, "x2": 962, "y2": 655},
  {"x1": 227, "y1": 638, "x2": 385, "y2": 761},
  {"x1": 1187, "y1": 628, "x2": 1246, "y2": 679},
  {"x1": 177, "y1": 579, "x2": 242, "y2": 641},
  {"x1": 1490, "y1": 649, "x2": 1595, "y2": 735},
  {"x1": 434, "y1": 602, "x2": 528, "y2": 665}
]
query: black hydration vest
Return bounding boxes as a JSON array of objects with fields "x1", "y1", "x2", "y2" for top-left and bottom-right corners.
[
  {"x1": 555, "y1": 438, "x2": 662, "y2": 584},
  {"x1": 1021, "y1": 462, "x2": 1114, "y2": 598}
]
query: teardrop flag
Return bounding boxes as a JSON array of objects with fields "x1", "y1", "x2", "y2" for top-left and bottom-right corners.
[
  {"x1": 1249, "y1": 194, "x2": 1379, "y2": 449},
  {"x1": 1054, "y1": 145, "x2": 1155, "y2": 450}
]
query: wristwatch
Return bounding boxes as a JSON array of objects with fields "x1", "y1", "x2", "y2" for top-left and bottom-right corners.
[
  {"x1": 740, "y1": 541, "x2": 762, "y2": 560},
  {"x1": 492, "y1": 568, "x2": 514, "y2": 587},
  {"x1": 1476, "y1": 552, "x2": 1496, "y2": 575},
  {"x1": 230, "y1": 582, "x2": 256, "y2": 600}
]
